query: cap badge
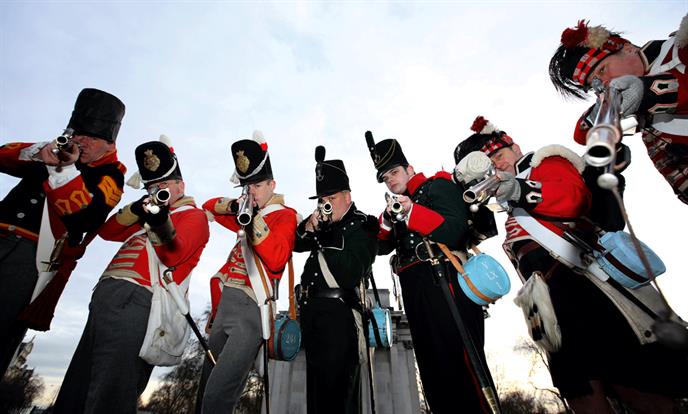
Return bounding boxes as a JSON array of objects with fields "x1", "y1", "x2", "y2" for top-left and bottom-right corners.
[
  {"x1": 236, "y1": 150, "x2": 250, "y2": 174},
  {"x1": 316, "y1": 165, "x2": 325, "y2": 182},
  {"x1": 143, "y1": 149, "x2": 160, "y2": 172}
]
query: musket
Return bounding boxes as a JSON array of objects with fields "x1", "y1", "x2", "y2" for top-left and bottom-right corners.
[
  {"x1": 161, "y1": 269, "x2": 217, "y2": 366},
  {"x1": 422, "y1": 239, "x2": 501, "y2": 414},
  {"x1": 317, "y1": 201, "x2": 333, "y2": 229},
  {"x1": 143, "y1": 188, "x2": 171, "y2": 215},
  {"x1": 455, "y1": 151, "x2": 502, "y2": 212},
  {"x1": 52, "y1": 128, "x2": 75, "y2": 173},
  {"x1": 319, "y1": 201, "x2": 333, "y2": 219},
  {"x1": 584, "y1": 78, "x2": 623, "y2": 189},
  {"x1": 384, "y1": 193, "x2": 406, "y2": 222},
  {"x1": 463, "y1": 171, "x2": 500, "y2": 205},
  {"x1": 237, "y1": 186, "x2": 254, "y2": 237}
]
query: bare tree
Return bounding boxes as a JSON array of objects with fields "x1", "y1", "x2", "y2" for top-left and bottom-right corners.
[
  {"x1": 143, "y1": 339, "x2": 205, "y2": 414},
  {"x1": 0, "y1": 366, "x2": 45, "y2": 413},
  {"x1": 513, "y1": 338, "x2": 570, "y2": 413}
]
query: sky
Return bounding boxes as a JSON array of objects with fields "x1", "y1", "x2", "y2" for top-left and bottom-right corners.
[{"x1": 1, "y1": 0, "x2": 687, "y2": 407}]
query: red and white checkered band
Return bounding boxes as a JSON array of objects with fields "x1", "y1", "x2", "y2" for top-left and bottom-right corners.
[
  {"x1": 480, "y1": 134, "x2": 514, "y2": 156},
  {"x1": 572, "y1": 49, "x2": 611, "y2": 86}
]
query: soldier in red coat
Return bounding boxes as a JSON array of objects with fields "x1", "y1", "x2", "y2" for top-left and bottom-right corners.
[
  {"x1": 549, "y1": 16, "x2": 688, "y2": 204},
  {"x1": 455, "y1": 116, "x2": 688, "y2": 414},
  {"x1": 53, "y1": 139, "x2": 209, "y2": 414},
  {"x1": 196, "y1": 131, "x2": 297, "y2": 413},
  {"x1": 0, "y1": 88, "x2": 127, "y2": 377}
]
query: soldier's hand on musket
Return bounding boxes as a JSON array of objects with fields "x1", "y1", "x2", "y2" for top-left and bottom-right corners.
[
  {"x1": 130, "y1": 195, "x2": 150, "y2": 218},
  {"x1": 609, "y1": 75, "x2": 644, "y2": 116},
  {"x1": 37, "y1": 141, "x2": 80, "y2": 166},
  {"x1": 227, "y1": 197, "x2": 241, "y2": 214},
  {"x1": 305, "y1": 208, "x2": 321, "y2": 232},
  {"x1": 386, "y1": 195, "x2": 412, "y2": 215},
  {"x1": 494, "y1": 171, "x2": 525, "y2": 203}
]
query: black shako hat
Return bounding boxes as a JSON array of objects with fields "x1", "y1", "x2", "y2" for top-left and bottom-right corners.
[
  {"x1": 309, "y1": 145, "x2": 351, "y2": 199},
  {"x1": 230, "y1": 131, "x2": 273, "y2": 186},
  {"x1": 134, "y1": 140, "x2": 182, "y2": 185},
  {"x1": 67, "y1": 88, "x2": 125, "y2": 143},
  {"x1": 365, "y1": 131, "x2": 409, "y2": 183}
]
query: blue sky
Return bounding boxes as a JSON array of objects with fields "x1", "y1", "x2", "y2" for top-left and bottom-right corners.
[{"x1": 2, "y1": 0, "x2": 687, "y2": 406}]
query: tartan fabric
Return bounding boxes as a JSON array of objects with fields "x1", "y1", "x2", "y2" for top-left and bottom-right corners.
[
  {"x1": 642, "y1": 129, "x2": 688, "y2": 204},
  {"x1": 479, "y1": 134, "x2": 514, "y2": 156},
  {"x1": 572, "y1": 49, "x2": 612, "y2": 86}
]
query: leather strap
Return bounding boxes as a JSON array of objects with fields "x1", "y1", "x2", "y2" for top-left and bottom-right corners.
[{"x1": 288, "y1": 258, "x2": 296, "y2": 320}]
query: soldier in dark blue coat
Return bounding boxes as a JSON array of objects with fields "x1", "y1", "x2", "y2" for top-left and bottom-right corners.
[{"x1": 294, "y1": 146, "x2": 378, "y2": 414}]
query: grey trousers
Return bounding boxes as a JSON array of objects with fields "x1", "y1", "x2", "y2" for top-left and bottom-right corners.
[
  {"x1": 53, "y1": 278, "x2": 154, "y2": 414},
  {"x1": 0, "y1": 233, "x2": 37, "y2": 377},
  {"x1": 196, "y1": 287, "x2": 263, "y2": 413}
]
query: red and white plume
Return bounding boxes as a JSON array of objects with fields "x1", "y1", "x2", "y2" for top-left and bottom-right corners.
[
  {"x1": 561, "y1": 19, "x2": 611, "y2": 49},
  {"x1": 471, "y1": 116, "x2": 498, "y2": 135}
]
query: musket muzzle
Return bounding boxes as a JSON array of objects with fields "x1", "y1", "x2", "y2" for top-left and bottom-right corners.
[
  {"x1": 55, "y1": 128, "x2": 74, "y2": 150},
  {"x1": 55, "y1": 135, "x2": 70, "y2": 149},
  {"x1": 463, "y1": 174, "x2": 500, "y2": 204},
  {"x1": 237, "y1": 192, "x2": 254, "y2": 226},
  {"x1": 320, "y1": 201, "x2": 333, "y2": 217},
  {"x1": 585, "y1": 82, "x2": 622, "y2": 168},
  {"x1": 152, "y1": 188, "x2": 171, "y2": 205},
  {"x1": 585, "y1": 124, "x2": 620, "y2": 168}
]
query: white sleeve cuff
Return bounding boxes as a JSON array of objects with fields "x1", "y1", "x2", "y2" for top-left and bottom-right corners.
[
  {"x1": 404, "y1": 203, "x2": 414, "y2": 226},
  {"x1": 19, "y1": 141, "x2": 49, "y2": 161},
  {"x1": 46, "y1": 164, "x2": 80, "y2": 189},
  {"x1": 380, "y1": 217, "x2": 392, "y2": 231}
]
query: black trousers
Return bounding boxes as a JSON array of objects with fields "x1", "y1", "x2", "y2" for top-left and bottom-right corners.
[
  {"x1": 301, "y1": 297, "x2": 361, "y2": 414},
  {"x1": 0, "y1": 234, "x2": 37, "y2": 377},
  {"x1": 399, "y1": 261, "x2": 489, "y2": 414}
]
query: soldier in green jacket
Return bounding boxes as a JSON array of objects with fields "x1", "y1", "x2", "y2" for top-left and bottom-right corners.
[
  {"x1": 366, "y1": 133, "x2": 493, "y2": 414},
  {"x1": 294, "y1": 146, "x2": 378, "y2": 414}
]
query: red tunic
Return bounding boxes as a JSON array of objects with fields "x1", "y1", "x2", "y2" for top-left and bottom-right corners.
[
  {"x1": 502, "y1": 148, "x2": 592, "y2": 277},
  {"x1": 98, "y1": 197, "x2": 209, "y2": 287},
  {"x1": 203, "y1": 194, "x2": 297, "y2": 318},
  {"x1": 0, "y1": 141, "x2": 126, "y2": 241}
]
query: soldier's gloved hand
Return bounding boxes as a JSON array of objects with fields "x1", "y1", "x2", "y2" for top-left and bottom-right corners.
[
  {"x1": 130, "y1": 195, "x2": 149, "y2": 217},
  {"x1": 382, "y1": 209, "x2": 393, "y2": 225},
  {"x1": 495, "y1": 171, "x2": 521, "y2": 203},
  {"x1": 228, "y1": 198, "x2": 240, "y2": 214},
  {"x1": 610, "y1": 75, "x2": 644, "y2": 115},
  {"x1": 144, "y1": 205, "x2": 170, "y2": 227}
]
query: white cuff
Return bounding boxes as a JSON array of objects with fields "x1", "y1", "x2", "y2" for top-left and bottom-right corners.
[
  {"x1": 380, "y1": 217, "x2": 392, "y2": 232},
  {"x1": 19, "y1": 141, "x2": 49, "y2": 161},
  {"x1": 404, "y1": 203, "x2": 414, "y2": 226},
  {"x1": 46, "y1": 164, "x2": 80, "y2": 189}
]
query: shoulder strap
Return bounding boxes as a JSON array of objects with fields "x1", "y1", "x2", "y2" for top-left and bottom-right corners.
[
  {"x1": 258, "y1": 203, "x2": 285, "y2": 217},
  {"x1": 512, "y1": 208, "x2": 588, "y2": 271},
  {"x1": 317, "y1": 251, "x2": 340, "y2": 288},
  {"x1": 287, "y1": 258, "x2": 296, "y2": 320}
]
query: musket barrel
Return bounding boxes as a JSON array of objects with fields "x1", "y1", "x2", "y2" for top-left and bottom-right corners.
[
  {"x1": 152, "y1": 188, "x2": 171, "y2": 205},
  {"x1": 585, "y1": 81, "x2": 622, "y2": 168},
  {"x1": 463, "y1": 174, "x2": 500, "y2": 204},
  {"x1": 237, "y1": 188, "x2": 254, "y2": 226},
  {"x1": 320, "y1": 201, "x2": 333, "y2": 217}
]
